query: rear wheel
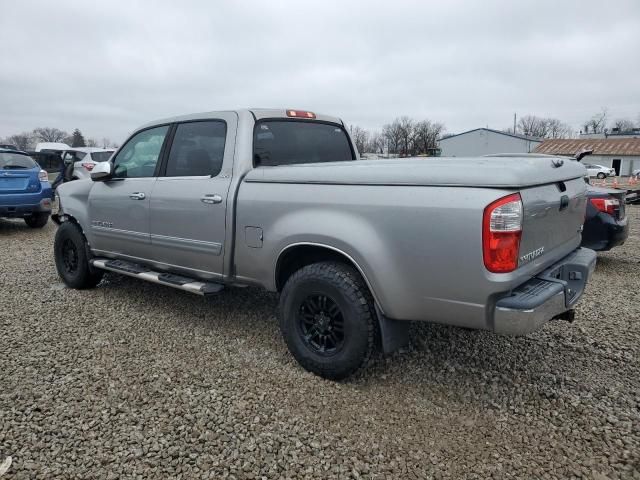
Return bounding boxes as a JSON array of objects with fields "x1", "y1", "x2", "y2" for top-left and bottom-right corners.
[
  {"x1": 54, "y1": 222, "x2": 103, "y2": 289},
  {"x1": 24, "y1": 212, "x2": 49, "y2": 228},
  {"x1": 597, "y1": 172, "x2": 606, "y2": 179},
  {"x1": 279, "y1": 262, "x2": 377, "y2": 380}
]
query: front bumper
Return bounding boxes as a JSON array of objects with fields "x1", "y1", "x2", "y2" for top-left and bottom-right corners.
[{"x1": 493, "y1": 248, "x2": 597, "y2": 336}]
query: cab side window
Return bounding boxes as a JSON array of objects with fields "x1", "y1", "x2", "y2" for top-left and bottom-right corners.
[
  {"x1": 164, "y1": 121, "x2": 226, "y2": 177},
  {"x1": 112, "y1": 125, "x2": 169, "y2": 179}
]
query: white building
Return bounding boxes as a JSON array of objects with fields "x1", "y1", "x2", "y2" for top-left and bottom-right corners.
[
  {"x1": 438, "y1": 128, "x2": 542, "y2": 157},
  {"x1": 535, "y1": 138, "x2": 640, "y2": 176}
]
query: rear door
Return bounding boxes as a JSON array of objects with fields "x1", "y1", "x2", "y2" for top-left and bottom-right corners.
[
  {"x1": 88, "y1": 125, "x2": 170, "y2": 260},
  {"x1": 148, "y1": 114, "x2": 237, "y2": 278}
]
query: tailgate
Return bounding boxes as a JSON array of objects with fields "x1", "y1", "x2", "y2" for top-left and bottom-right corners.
[{"x1": 518, "y1": 178, "x2": 587, "y2": 267}]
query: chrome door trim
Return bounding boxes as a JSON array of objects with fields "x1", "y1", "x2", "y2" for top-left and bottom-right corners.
[{"x1": 150, "y1": 233, "x2": 222, "y2": 255}]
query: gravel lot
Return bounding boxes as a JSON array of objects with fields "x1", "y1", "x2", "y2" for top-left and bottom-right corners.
[{"x1": 1, "y1": 208, "x2": 639, "y2": 479}]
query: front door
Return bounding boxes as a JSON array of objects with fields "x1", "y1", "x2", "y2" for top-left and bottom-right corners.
[
  {"x1": 88, "y1": 125, "x2": 170, "y2": 260},
  {"x1": 148, "y1": 115, "x2": 237, "y2": 278}
]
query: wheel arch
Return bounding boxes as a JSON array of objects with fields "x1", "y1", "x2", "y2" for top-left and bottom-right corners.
[{"x1": 275, "y1": 242, "x2": 382, "y2": 309}]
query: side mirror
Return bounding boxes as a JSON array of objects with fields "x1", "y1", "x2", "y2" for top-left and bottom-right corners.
[{"x1": 91, "y1": 162, "x2": 113, "y2": 181}]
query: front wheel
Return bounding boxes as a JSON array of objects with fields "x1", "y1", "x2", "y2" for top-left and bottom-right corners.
[
  {"x1": 54, "y1": 222, "x2": 103, "y2": 289},
  {"x1": 24, "y1": 212, "x2": 49, "y2": 228},
  {"x1": 279, "y1": 262, "x2": 377, "y2": 380},
  {"x1": 597, "y1": 172, "x2": 606, "y2": 179}
]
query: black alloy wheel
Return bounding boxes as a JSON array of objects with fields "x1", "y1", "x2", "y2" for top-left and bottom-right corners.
[{"x1": 298, "y1": 293, "x2": 345, "y2": 356}]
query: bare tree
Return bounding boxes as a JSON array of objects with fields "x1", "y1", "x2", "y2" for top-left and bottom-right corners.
[
  {"x1": 366, "y1": 132, "x2": 386, "y2": 155},
  {"x1": 517, "y1": 115, "x2": 548, "y2": 138},
  {"x1": 86, "y1": 138, "x2": 99, "y2": 147},
  {"x1": 33, "y1": 127, "x2": 68, "y2": 143},
  {"x1": 612, "y1": 118, "x2": 635, "y2": 132},
  {"x1": 545, "y1": 118, "x2": 574, "y2": 139},
  {"x1": 516, "y1": 115, "x2": 573, "y2": 138},
  {"x1": 413, "y1": 120, "x2": 445, "y2": 155},
  {"x1": 583, "y1": 108, "x2": 608, "y2": 134},
  {"x1": 6, "y1": 132, "x2": 34, "y2": 151},
  {"x1": 382, "y1": 120, "x2": 403, "y2": 155},
  {"x1": 348, "y1": 125, "x2": 369, "y2": 154},
  {"x1": 396, "y1": 116, "x2": 415, "y2": 156}
]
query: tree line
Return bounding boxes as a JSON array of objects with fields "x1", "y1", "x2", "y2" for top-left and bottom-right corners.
[
  {"x1": 350, "y1": 117, "x2": 446, "y2": 157},
  {"x1": 1, "y1": 127, "x2": 117, "y2": 151},
  {"x1": 505, "y1": 109, "x2": 640, "y2": 139}
]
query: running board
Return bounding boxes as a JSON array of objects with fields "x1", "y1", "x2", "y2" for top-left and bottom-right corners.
[{"x1": 90, "y1": 259, "x2": 224, "y2": 296}]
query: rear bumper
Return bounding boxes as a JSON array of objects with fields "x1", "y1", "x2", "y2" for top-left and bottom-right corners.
[
  {"x1": 493, "y1": 248, "x2": 597, "y2": 336},
  {"x1": 581, "y1": 213, "x2": 629, "y2": 251},
  {"x1": 0, "y1": 194, "x2": 53, "y2": 218}
]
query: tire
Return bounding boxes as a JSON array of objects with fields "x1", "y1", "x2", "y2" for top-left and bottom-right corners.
[
  {"x1": 597, "y1": 172, "x2": 606, "y2": 179},
  {"x1": 24, "y1": 212, "x2": 49, "y2": 228},
  {"x1": 279, "y1": 262, "x2": 377, "y2": 380},
  {"x1": 54, "y1": 222, "x2": 103, "y2": 289}
]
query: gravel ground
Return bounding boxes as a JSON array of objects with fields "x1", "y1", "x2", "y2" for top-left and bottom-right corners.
[{"x1": 1, "y1": 208, "x2": 639, "y2": 479}]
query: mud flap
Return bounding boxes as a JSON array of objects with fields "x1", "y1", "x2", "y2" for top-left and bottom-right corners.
[{"x1": 375, "y1": 305, "x2": 410, "y2": 354}]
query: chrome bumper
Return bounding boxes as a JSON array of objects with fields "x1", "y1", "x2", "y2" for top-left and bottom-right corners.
[{"x1": 493, "y1": 248, "x2": 597, "y2": 336}]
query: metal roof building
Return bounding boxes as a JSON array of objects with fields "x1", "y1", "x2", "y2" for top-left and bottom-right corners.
[
  {"x1": 438, "y1": 128, "x2": 542, "y2": 157},
  {"x1": 535, "y1": 138, "x2": 640, "y2": 176}
]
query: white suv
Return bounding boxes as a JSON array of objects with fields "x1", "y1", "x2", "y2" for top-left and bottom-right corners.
[
  {"x1": 61, "y1": 148, "x2": 115, "y2": 180},
  {"x1": 584, "y1": 163, "x2": 615, "y2": 179}
]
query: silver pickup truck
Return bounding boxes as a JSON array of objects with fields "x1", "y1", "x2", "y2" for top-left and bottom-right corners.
[{"x1": 53, "y1": 109, "x2": 596, "y2": 379}]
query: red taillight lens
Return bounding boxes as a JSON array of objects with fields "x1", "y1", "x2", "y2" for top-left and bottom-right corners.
[
  {"x1": 82, "y1": 162, "x2": 95, "y2": 171},
  {"x1": 483, "y1": 193, "x2": 523, "y2": 273},
  {"x1": 286, "y1": 109, "x2": 316, "y2": 119},
  {"x1": 590, "y1": 197, "x2": 619, "y2": 216}
]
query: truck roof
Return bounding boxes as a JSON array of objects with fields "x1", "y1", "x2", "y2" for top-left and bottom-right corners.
[{"x1": 138, "y1": 108, "x2": 344, "y2": 131}]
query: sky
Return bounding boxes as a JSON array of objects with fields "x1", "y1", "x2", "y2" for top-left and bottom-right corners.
[{"x1": 1, "y1": 0, "x2": 639, "y2": 143}]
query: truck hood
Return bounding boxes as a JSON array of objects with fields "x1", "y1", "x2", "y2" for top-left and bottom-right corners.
[{"x1": 245, "y1": 156, "x2": 587, "y2": 188}]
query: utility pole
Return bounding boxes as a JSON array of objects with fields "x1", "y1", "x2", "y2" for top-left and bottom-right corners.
[{"x1": 513, "y1": 113, "x2": 517, "y2": 134}]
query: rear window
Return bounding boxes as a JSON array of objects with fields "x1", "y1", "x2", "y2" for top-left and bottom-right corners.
[
  {"x1": 253, "y1": 120, "x2": 354, "y2": 167},
  {"x1": 91, "y1": 151, "x2": 114, "y2": 162},
  {"x1": 0, "y1": 152, "x2": 38, "y2": 169}
]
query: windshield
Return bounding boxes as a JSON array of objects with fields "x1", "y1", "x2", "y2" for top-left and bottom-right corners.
[
  {"x1": 0, "y1": 152, "x2": 38, "y2": 169},
  {"x1": 91, "y1": 151, "x2": 115, "y2": 162},
  {"x1": 253, "y1": 121, "x2": 354, "y2": 167}
]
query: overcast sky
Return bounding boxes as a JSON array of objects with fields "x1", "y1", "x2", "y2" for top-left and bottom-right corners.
[{"x1": 1, "y1": 0, "x2": 639, "y2": 143}]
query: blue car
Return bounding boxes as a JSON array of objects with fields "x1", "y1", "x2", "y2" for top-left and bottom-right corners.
[{"x1": 0, "y1": 148, "x2": 53, "y2": 228}]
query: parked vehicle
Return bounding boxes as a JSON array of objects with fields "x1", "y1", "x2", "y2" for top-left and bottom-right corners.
[
  {"x1": 581, "y1": 185, "x2": 629, "y2": 251},
  {"x1": 0, "y1": 144, "x2": 18, "y2": 150},
  {"x1": 584, "y1": 163, "x2": 616, "y2": 179},
  {"x1": 60, "y1": 147, "x2": 115, "y2": 181},
  {"x1": 52, "y1": 109, "x2": 596, "y2": 379},
  {"x1": 632, "y1": 168, "x2": 640, "y2": 178},
  {"x1": 0, "y1": 149, "x2": 53, "y2": 227}
]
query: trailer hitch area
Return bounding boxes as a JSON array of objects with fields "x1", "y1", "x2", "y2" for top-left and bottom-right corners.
[{"x1": 552, "y1": 309, "x2": 575, "y2": 323}]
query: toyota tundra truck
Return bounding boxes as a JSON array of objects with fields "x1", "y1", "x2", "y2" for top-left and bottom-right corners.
[{"x1": 52, "y1": 109, "x2": 596, "y2": 379}]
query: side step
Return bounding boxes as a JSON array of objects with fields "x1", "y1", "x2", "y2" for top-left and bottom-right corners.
[{"x1": 91, "y1": 258, "x2": 224, "y2": 296}]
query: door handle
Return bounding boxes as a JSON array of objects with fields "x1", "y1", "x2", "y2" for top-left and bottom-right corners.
[
  {"x1": 129, "y1": 192, "x2": 146, "y2": 200},
  {"x1": 201, "y1": 194, "x2": 223, "y2": 205}
]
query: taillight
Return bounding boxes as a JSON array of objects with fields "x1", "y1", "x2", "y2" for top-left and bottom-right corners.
[
  {"x1": 82, "y1": 162, "x2": 95, "y2": 171},
  {"x1": 590, "y1": 197, "x2": 620, "y2": 217},
  {"x1": 38, "y1": 170, "x2": 49, "y2": 182},
  {"x1": 286, "y1": 109, "x2": 316, "y2": 119},
  {"x1": 483, "y1": 193, "x2": 523, "y2": 273}
]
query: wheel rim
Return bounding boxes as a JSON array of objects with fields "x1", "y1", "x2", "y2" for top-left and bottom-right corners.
[
  {"x1": 61, "y1": 239, "x2": 79, "y2": 274},
  {"x1": 298, "y1": 294, "x2": 345, "y2": 356}
]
